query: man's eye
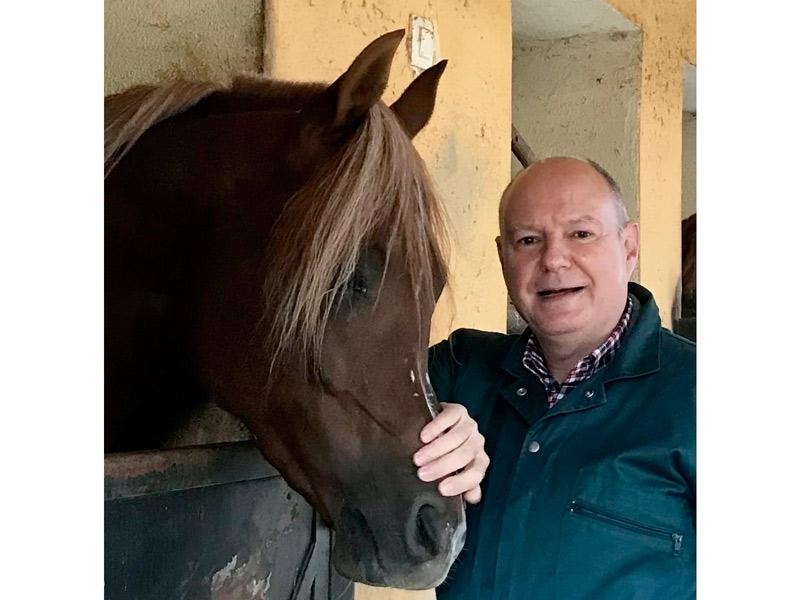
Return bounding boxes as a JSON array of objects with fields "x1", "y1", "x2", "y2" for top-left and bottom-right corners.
[
  {"x1": 517, "y1": 236, "x2": 539, "y2": 246},
  {"x1": 572, "y1": 230, "x2": 594, "y2": 240}
]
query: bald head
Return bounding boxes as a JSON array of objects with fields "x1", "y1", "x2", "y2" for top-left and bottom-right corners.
[{"x1": 499, "y1": 157, "x2": 629, "y2": 234}]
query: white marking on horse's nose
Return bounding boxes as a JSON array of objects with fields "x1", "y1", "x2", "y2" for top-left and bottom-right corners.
[{"x1": 410, "y1": 370, "x2": 416, "y2": 384}]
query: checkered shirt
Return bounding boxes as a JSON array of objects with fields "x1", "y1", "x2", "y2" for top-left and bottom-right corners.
[{"x1": 522, "y1": 295, "x2": 633, "y2": 408}]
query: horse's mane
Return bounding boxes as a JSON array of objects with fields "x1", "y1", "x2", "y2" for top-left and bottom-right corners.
[
  {"x1": 263, "y1": 101, "x2": 449, "y2": 376},
  {"x1": 104, "y1": 77, "x2": 326, "y2": 177},
  {"x1": 105, "y1": 76, "x2": 449, "y2": 377},
  {"x1": 104, "y1": 80, "x2": 222, "y2": 177}
]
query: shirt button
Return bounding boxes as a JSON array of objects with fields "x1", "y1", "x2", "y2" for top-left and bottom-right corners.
[
  {"x1": 584, "y1": 390, "x2": 595, "y2": 398},
  {"x1": 516, "y1": 387, "x2": 528, "y2": 396},
  {"x1": 528, "y1": 440, "x2": 541, "y2": 453}
]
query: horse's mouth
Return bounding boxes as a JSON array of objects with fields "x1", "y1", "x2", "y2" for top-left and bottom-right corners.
[
  {"x1": 537, "y1": 286, "x2": 585, "y2": 298},
  {"x1": 333, "y1": 497, "x2": 464, "y2": 588}
]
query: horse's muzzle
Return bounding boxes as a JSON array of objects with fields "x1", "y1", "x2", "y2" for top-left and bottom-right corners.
[{"x1": 333, "y1": 490, "x2": 465, "y2": 589}]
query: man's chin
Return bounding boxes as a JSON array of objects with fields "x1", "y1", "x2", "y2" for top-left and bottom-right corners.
[
  {"x1": 535, "y1": 325, "x2": 584, "y2": 340},
  {"x1": 528, "y1": 314, "x2": 586, "y2": 339}
]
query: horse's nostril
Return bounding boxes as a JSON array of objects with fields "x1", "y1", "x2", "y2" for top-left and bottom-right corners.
[{"x1": 414, "y1": 503, "x2": 441, "y2": 559}]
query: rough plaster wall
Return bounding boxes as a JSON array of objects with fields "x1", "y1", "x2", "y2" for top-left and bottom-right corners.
[
  {"x1": 104, "y1": 0, "x2": 264, "y2": 95},
  {"x1": 605, "y1": 0, "x2": 695, "y2": 322},
  {"x1": 267, "y1": 0, "x2": 511, "y2": 350},
  {"x1": 512, "y1": 30, "x2": 641, "y2": 222},
  {"x1": 682, "y1": 111, "x2": 696, "y2": 218}
]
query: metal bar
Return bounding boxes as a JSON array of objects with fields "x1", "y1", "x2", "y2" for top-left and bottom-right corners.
[
  {"x1": 511, "y1": 124, "x2": 536, "y2": 167},
  {"x1": 104, "y1": 441, "x2": 280, "y2": 500}
]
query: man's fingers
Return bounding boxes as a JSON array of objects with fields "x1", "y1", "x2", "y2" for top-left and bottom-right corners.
[
  {"x1": 463, "y1": 486, "x2": 482, "y2": 504},
  {"x1": 414, "y1": 418, "x2": 475, "y2": 467},
  {"x1": 417, "y1": 443, "x2": 476, "y2": 481},
  {"x1": 419, "y1": 402, "x2": 466, "y2": 444},
  {"x1": 437, "y1": 459, "x2": 487, "y2": 498},
  {"x1": 412, "y1": 402, "x2": 489, "y2": 502}
]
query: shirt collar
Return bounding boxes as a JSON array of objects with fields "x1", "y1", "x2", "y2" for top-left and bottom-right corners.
[{"x1": 522, "y1": 295, "x2": 634, "y2": 407}]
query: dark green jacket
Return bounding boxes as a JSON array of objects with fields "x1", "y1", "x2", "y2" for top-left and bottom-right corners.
[{"x1": 431, "y1": 283, "x2": 695, "y2": 600}]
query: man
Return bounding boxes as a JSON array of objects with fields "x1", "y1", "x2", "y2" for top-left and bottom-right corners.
[{"x1": 416, "y1": 157, "x2": 695, "y2": 598}]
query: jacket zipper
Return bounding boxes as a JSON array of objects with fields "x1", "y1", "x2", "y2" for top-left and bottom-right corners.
[{"x1": 570, "y1": 499, "x2": 684, "y2": 555}]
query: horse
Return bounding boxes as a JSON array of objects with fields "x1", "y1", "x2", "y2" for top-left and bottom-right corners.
[{"x1": 104, "y1": 30, "x2": 465, "y2": 589}]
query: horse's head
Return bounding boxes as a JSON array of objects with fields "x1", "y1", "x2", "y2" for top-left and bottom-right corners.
[
  {"x1": 248, "y1": 32, "x2": 464, "y2": 589},
  {"x1": 104, "y1": 30, "x2": 464, "y2": 589}
]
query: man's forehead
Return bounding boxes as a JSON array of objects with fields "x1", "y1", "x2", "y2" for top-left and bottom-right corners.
[
  {"x1": 499, "y1": 158, "x2": 620, "y2": 231},
  {"x1": 505, "y1": 213, "x2": 606, "y2": 233},
  {"x1": 504, "y1": 191, "x2": 615, "y2": 223}
]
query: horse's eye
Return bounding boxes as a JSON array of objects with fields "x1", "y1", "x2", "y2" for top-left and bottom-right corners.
[{"x1": 350, "y1": 273, "x2": 368, "y2": 296}]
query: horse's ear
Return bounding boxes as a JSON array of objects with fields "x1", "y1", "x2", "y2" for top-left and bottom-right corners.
[
  {"x1": 325, "y1": 29, "x2": 405, "y2": 131},
  {"x1": 390, "y1": 60, "x2": 448, "y2": 139}
]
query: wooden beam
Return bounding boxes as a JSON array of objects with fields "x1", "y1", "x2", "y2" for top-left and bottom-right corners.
[{"x1": 511, "y1": 124, "x2": 536, "y2": 167}]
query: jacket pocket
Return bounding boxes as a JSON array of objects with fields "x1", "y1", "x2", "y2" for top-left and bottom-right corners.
[{"x1": 569, "y1": 499, "x2": 684, "y2": 555}]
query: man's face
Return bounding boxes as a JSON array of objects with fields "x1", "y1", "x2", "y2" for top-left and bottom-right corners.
[{"x1": 497, "y1": 158, "x2": 639, "y2": 345}]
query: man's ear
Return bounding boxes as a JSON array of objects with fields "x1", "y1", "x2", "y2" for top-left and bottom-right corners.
[
  {"x1": 622, "y1": 221, "x2": 640, "y2": 277},
  {"x1": 495, "y1": 235, "x2": 505, "y2": 267}
]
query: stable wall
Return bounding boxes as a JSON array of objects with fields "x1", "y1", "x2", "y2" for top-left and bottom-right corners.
[
  {"x1": 512, "y1": 30, "x2": 642, "y2": 222},
  {"x1": 104, "y1": 0, "x2": 264, "y2": 95}
]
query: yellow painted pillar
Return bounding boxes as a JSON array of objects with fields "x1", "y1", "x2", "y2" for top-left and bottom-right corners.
[{"x1": 606, "y1": 0, "x2": 696, "y2": 323}]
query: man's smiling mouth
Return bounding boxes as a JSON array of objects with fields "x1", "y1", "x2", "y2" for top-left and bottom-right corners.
[{"x1": 537, "y1": 286, "x2": 585, "y2": 298}]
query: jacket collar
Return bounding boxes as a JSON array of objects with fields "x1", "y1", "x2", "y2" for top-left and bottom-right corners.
[
  {"x1": 501, "y1": 282, "x2": 662, "y2": 384},
  {"x1": 501, "y1": 327, "x2": 533, "y2": 379},
  {"x1": 602, "y1": 282, "x2": 661, "y2": 382}
]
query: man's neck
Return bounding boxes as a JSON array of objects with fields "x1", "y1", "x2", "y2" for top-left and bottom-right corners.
[
  {"x1": 530, "y1": 295, "x2": 632, "y2": 383},
  {"x1": 535, "y1": 335, "x2": 603, "y2": 383}
]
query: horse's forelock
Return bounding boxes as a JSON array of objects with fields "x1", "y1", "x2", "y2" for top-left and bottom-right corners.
[{"x1": 263, "y1": 102, "x2": 449, "y2": 376}]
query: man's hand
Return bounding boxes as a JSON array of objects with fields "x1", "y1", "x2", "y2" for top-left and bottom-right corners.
[{"x1": 413, "y1": 402, "x2": 489, "y2": 504}]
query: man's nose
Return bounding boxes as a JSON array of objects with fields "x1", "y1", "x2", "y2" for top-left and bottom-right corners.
[{"x1": 541, "y1": 238, "x2": 571, "y2": 271}]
